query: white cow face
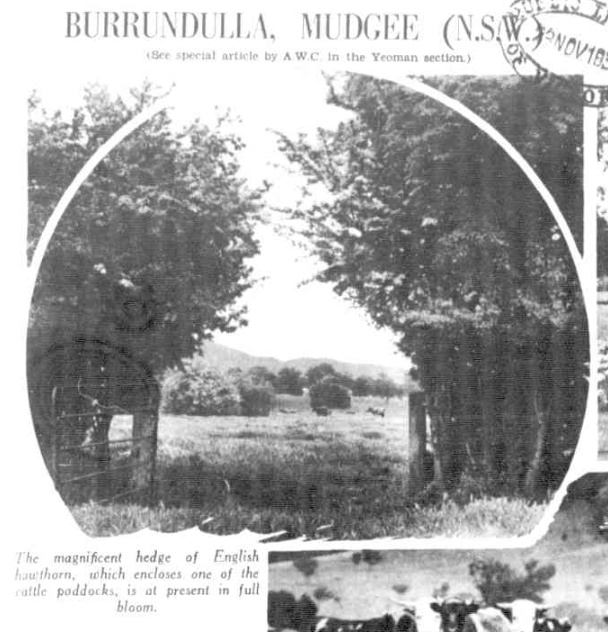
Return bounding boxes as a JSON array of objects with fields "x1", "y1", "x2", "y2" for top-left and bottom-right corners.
[{"x1": 496, "y1": 600, "x2": 549, "y2": 632}]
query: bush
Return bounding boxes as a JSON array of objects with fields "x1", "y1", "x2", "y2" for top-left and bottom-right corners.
[
  {"x1": 293, "y1": 556, "x2": 318, "y2": 578},
  {"x1": 239, "y1": 382, "x2": 276, "y2": 417},
  {"x1": 161, "y1": 360, "x2": 240, "y2": 416},
  {"x1": 275, "y1": 367, "x2": 304, "y2": 395},
  {"x1": 313, "y1": 587, "x2": 340, "y2": 602},
  {"x1": 469, "y1": 558, "x2": 555, "y2": 603},
  {"x1": 309, "y1": 376, "x2": 351, "y2": 410}
]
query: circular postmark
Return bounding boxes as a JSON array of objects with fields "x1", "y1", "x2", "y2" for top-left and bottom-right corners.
[{"x1": 499, "y1": 0, "x2": 608, "y2": 106}]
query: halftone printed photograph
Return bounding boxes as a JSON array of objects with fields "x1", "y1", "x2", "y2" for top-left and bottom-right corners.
[
  {"x1": 597, "y1": 107, "x2": 608, "y2": 458},
  {"x1": 26, "y1": 71, "x2": 587, "y2": 540},
  {"x1": 268, "y1": 474, "x2": 608, "y2": 632}
]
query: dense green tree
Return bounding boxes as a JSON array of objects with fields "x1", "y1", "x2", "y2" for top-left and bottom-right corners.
[
  {"x1": 309, "y1": 375, "x2": 351, "y2": 410},
  {"x1": 275, "y1": 367, "x2": 305, "y2": 395},
  {"x1": 28, "y1": 83, "x2": 263, "y2": 373},
  {"x1": 352, "y1": 375, "x2": 374, "y2": 397},
  {"x1": 305, "y1": 362, "x2": 338, "y2": 387},
  {"x1": 278, "y1": 74, "x2": 587, "y2": 495},
  {"x1": 372, "y1": 373, "x2": 403, "y2": 400},
  {"x1": 247, "y1": 366, "x2": 278, "y2": 387}
]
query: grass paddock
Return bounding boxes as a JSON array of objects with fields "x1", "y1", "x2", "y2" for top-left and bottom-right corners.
[{"x1": 67, "y1": 397, "x2": 547, "y2": 538}]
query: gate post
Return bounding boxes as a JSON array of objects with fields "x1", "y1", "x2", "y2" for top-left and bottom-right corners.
[
  {"x1": 406, "y1": 391, "x2": 427, "y2": 496},
  {"x1": 132, "y1": 408, "x2": 159, "y2": 505}
]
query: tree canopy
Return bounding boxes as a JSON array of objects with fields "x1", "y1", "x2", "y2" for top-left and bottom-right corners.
[
  {"x1": 28, "y1": 83, "x2": 263, "y2": 372},
  {"x1": 278, "y1": 74, "x2": 587, "y2": 495}
]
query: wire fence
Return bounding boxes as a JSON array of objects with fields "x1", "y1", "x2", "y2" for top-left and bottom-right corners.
[{"x1": 30, "y1": 343, "x2": 160, "y2": 507}]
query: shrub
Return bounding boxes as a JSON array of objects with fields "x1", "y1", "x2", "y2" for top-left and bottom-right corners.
[
  {"x1": 310, "y1": 376, "x2": 351, "y2": 410},
  {"x1": 361, "y1": 550, "x2": 384, "y2": 565},
  {"x1": 469, "y1": 558, "x2": 555, "y2": 603},
  {"x1": 275, "y1": 367, "x2": 305, "y2": 395},
  {"x1": 161, "y1": 360, "x2": 240, "y2": 416},
  {"x1": 432, "y1": 582, "x2": 451, "y2": 600},
  {"x1": 313, "y1": 587, "x2": 340, "y2": 602},
  {"x1": 293, "y1": 556, "x2": 318, "y2": 578},
  {"x1": 392, "y1": 584, "x2": 409, "y2": 595},
  {"x1": 239, "y1": 382, "x2": 276, "y2": 417}
]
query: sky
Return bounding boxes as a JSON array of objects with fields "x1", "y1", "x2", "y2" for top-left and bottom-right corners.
[{"x1": 31, "y1": 66, "x2": 411, "y2": 371}]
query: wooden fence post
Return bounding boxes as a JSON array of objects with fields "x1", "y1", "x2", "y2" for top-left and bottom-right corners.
[
  {"x1": 131, "y1": 407, "x2": 159, "y2": 505},
  {"x1": 131, "y1": 378, "x2": 160, "y2": 505},
  {"x1": 406, "y1": 391, "x2": 427, "y2": 496}
]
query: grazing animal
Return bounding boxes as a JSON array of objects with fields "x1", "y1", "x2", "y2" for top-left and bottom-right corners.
[
  {"x1": 366, "y1": 407, "x2": 385, "y2": 417},
  {"x1": 268, "y1": 591, "x2": 318, "y2": 632},
  {"x1": 533, "y1": 618, "x2": 571, "y2": 632},
  {"x1": 391, "y1": 598, "x2": 440, "y2": 632},
  {"x1": 312, "y1": 614, "x2": 396, "y2": 632},
  {"x1": 395, "y1": 607, "x2": 418, "y2": 632},
  {"x1": 495, "y1": 600, "x2": 552, "y2": 632},
  {"x1": 462, "y1": 607, "x2": 512, "y2": 632},
  {"x1": 431, "y1": 599, "x2": 481, "y2": 632},
  {"x1": 279, "y1": 408, "x2": 298, "y2": 414},
  {"x1": 312, "y1": 406, "x2": 331, "y2": 417}
]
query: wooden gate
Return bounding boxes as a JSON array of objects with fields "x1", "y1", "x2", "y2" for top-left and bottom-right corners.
[{"x1": 29, "y1": 341, "x2": 159, "y2": 505}]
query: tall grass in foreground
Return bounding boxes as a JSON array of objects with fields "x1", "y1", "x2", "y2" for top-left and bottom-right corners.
[
  {"x1": 69, "y1": 410, "x2": 548, "y2": 538},
  {"x1": 71, "y1": 495, "x2": 546, "y2": 539}
]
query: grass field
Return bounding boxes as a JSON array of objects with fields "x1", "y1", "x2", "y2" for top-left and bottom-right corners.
[
  {"x1": 268, "y1": 499, "x2": 608, "y2": 632},
  {"x1": 67, "y1": 396, "x2": 547, "y2": 539}
]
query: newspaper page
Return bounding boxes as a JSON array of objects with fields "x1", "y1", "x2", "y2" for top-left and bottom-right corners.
[{"x1": 1, "y1": 0, "x2": 607, "y2": 631}]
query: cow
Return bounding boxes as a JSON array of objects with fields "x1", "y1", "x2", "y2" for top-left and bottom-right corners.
[
  {"x1": 394, "y1": 606, "x2": 418, "y2": 632},
  {"x1": 311, "y1": 614, "x2": 396, "y2": 632},
  {"x1": 367, "y1": 407, "x2": 386, "y2": 417},
  {"x1": 268, "y1": 591, "x2": 318, "y2": 631},
  {"x1": 431, "y1": 599, "x2": 481, "y2": 632},
  {"x1": 495, "y1": 600, "x2": 553, "y2": 632},
  {"x1": 533, "y1": 618, "x2": 571, "y2": 632},
  {"x1": 313, "y1": 406, "x2": 331, "y2": 417},
  {"x1": 391, "y1": 598, "x2": 440, "y2": 632},
  {"x1": 461, "y1": 607, "x2": 512, "y2": 632}
]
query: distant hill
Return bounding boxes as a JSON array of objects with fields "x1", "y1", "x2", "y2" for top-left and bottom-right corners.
[{"x1": 200, "y1": 341, "x2": 414, "y2": 387}]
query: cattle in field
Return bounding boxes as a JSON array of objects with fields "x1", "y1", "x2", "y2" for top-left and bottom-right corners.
[
  {"x1": 394, "y1": 607, "x2": 418, "y2": 632},
  {"x1": 312, "y1": 614, "x2": 396, "y2": 632},
  {"x1": 495, "y1": 600, "x2": 552, "y2": 632},
  {"x1": 268, "y1": 591, "x2": 318, "y2": 631},
  {"x1": 312, "y1": 406, "x2": 331, "y2": 417},
  {"x1": 533, "y1": 617, "x2": 571, "y2": 632},
  {"x1": 461, "y1": 607, "x2": 512, "y2": 632},
  {"x1": 366, "y1": 407, "x2": 385, "y2": 417},
  {"x1": 391, "y1": 598, "x2": 441, "y2": 632},
  {"x1": 431, "y1": 599, "x2": 481, "y2": 632}
]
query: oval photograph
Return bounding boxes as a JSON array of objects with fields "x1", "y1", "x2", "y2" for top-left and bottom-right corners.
[{"x1": 26, "y1": 70, "x2": 588, "y2": 538}]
